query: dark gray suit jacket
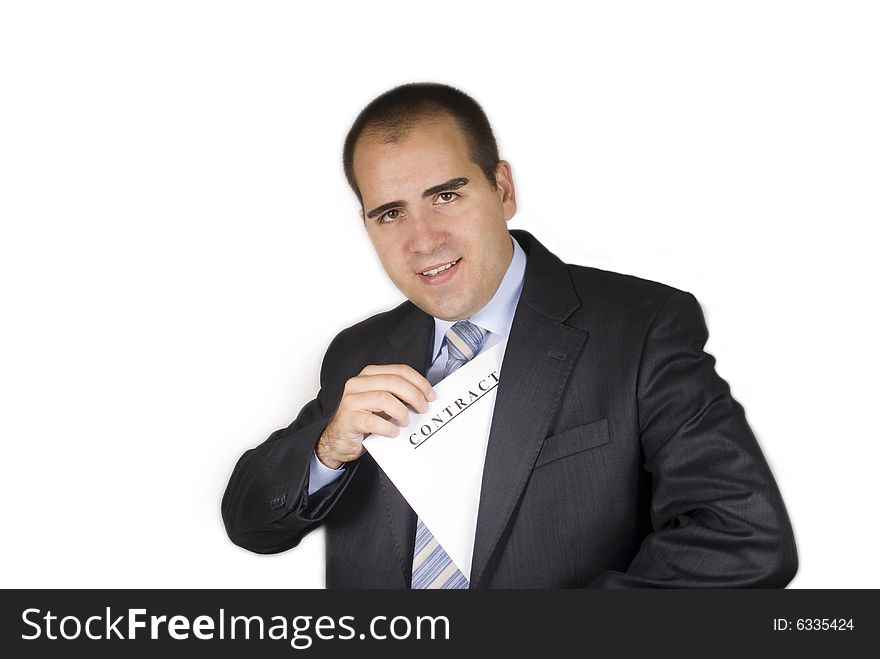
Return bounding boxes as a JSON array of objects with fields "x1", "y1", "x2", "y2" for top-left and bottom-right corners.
[{"x1": 222, "y1": 229, "x2": 798, "y2": 588}]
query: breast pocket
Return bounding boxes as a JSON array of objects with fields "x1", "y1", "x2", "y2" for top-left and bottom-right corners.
[{"x1": 534, "y1": 417, "x2": 610, "y2": 469}]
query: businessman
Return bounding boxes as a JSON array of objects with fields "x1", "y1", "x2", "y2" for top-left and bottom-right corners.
[{"x1": 221, "y1": 82, "x2": 798, "y2": 588}]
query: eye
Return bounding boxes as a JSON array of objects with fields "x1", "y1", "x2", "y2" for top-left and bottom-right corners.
[
  {"x1": 378, "y1": 208, "x2": 404, "y2": 224},
  {"x1": 435, "y1": 191, "x2": 460, "y2": 205}
]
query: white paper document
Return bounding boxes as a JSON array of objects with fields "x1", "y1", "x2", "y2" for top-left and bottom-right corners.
[{"x1": 363, "y1": 341, "x2": 505, "y2": 581}]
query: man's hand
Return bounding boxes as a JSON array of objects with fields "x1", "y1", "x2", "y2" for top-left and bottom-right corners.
[{"x1": 316, "y1": 364, "x2": 437, "y2": 469}]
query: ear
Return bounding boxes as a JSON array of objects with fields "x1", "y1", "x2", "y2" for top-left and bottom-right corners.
[{"x1": 494, "y1": 160, "x2": 517, "y2": 221}]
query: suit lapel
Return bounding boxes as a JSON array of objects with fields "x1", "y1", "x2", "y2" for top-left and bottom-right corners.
[{"x1": 470, "y1": 230, "x2": 589, "y2": 588}]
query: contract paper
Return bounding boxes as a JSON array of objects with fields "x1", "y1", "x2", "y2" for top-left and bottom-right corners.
[{"x1": 363, "y1": 341, "x2": 505, "y2": 581}]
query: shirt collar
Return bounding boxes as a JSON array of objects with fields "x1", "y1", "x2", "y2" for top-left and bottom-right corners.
[{"x1": 430, "y1": 234, "x2": 527, "y2": 362}]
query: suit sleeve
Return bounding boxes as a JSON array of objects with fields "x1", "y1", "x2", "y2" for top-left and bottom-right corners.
[
  {"x1": 220, "y1": 334, "x2": 358, "y2": 554},
  {"x1": 588, "y1": 291, "x2": 798, "y2": 588}
]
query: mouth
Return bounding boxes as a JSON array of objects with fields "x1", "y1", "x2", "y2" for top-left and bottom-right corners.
[{"x1": 417, "y1": 258, "x2": 461, "y2": 284}]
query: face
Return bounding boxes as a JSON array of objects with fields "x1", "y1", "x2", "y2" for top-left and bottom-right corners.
[{"x1": 353, "y1": 114, "x2": 517, "y2": 321}]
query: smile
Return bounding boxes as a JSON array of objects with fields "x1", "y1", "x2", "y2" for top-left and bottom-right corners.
[{"x1": 419, "y1": 259, "x2": 460, "y2": 276}]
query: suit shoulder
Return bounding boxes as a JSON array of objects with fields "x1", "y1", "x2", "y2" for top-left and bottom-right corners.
[
  {"x1": 323, "y1": 299, "x2": 413, "y2": 358},
  {"x1": 566, "y1": 263, "x2": 689, "y2": 309}
]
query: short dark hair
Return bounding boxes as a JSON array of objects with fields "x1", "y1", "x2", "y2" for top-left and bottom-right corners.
[{"x1": 342, "y1": 82, "x2": 500, "y2": 203}]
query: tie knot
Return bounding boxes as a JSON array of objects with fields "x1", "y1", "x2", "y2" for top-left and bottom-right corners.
[{"x1": 445, "y1": 321, "x2": 487, "y2": 366}]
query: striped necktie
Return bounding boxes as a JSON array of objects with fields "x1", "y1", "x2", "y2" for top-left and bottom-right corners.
[{"x1": 411, "y1": 320, "x2": 488, "y2": 590}]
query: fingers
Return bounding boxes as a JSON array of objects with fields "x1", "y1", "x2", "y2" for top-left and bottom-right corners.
[
  {"x1": 345, "y1": 373, "x2": 431, "y2": 414},
  {"x1": 355, "y1": 410, "x2": 401, "y2": 438},
  {"x1": 347, "y1": 390, "x2": 411, "y2": 428},
  {"x1": 318, "y1": 364, "x2": 437, "y2": 467},
  {"x1": 358, "y1": 364, "x2": 436, "y2": 407}
]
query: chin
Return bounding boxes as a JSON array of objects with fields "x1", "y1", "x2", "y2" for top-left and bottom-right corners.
[
  {"x1": 416, "y1": 299, "x2": 465, "y2": 322},
  {"x1": 407, "y1": 283, "x2": 479, "y2": 321},
  {"x1": 431, "y1": 301, "x2": 478, "y2": 322},
  {"x1": 421, "y1": 307, "x2": 457, "y2": 321}
]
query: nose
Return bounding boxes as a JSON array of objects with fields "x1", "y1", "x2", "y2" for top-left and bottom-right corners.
[{"x1": 404, "y1": 208, "x2": 449, "y2": 255}]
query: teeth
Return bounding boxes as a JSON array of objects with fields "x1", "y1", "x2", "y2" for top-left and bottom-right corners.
[{"x1": 421, "y1": 259, "x2": 459, "y2": 276}]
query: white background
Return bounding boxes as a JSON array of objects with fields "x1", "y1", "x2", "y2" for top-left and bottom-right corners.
[{"x1": 1, "y1": 1, "x2": 877, "y2": 588}]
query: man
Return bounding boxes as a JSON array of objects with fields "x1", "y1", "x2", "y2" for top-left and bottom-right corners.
[{"x1": 221, "y1": 83, "x2": 798, "y2": 588}]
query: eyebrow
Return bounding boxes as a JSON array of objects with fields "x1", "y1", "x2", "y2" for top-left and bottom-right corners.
[
  {"x1": 422, "y1": 177, "x2": 469, "y2": 199},
  {"x1": 364, "y1": 177, "x2": 470, "y2": 219}
]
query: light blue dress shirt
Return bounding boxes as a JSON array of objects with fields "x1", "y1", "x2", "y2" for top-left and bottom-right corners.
[{"x1": 308, "y1": 234, "x2": 527, "y2": 495}]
